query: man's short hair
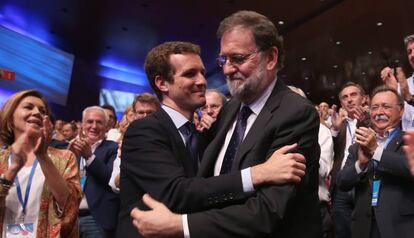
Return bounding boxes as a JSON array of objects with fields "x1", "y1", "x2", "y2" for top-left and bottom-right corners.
[
  {"x1": 404, "y1": 34, "x2": 414, "y2": 48},
  {"x1": 64, "y1": 122, "x2": 78, "y2": 132},
  {"x1": 206, "y1": 89, "x2": 227, "y2": 105},
  {"x1": 217, "y1": 10, "x2": 285, "y2": 70},
  {"x1": 82, "y1": 106, "x2": 108, "y2": 126},
  {"x1": 101, "y1": 104, "x2": 116, "y2": 117},
  {"x1": 370, "y1": 85, "x2": 404, "y2": 108},
  {"x1": 338, "y1": 82, "x2": 366, "y2": 99},
  {"x1": 132, "y1": 92, "x2": 160, "y2": 111},
  {"x1": 144, "y1": 41, "x2": 201, "y2": 100}
]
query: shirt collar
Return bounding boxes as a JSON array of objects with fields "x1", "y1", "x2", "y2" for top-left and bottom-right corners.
[
  {"x1": 161, "y1": 104, "x2": 190, "y2": 129},
  {"x1": 243, "y1": 77, "x2": 277, "y2": 115},
  {"x1": 91, "y1": 139, "x2": 103, "y2": 152}
]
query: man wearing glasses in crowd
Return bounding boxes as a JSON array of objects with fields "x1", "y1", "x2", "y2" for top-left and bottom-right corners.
[{"x1": 337, "y1": 85, "x2": 414, "y2": 238}]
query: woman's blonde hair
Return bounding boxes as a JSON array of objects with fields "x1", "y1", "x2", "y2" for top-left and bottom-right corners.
[{"x1": 0, "y1": 89, "x2": 49, "y2": 146}]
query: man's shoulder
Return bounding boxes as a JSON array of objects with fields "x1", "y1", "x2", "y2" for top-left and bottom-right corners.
[{"x1": 100, "y1": 139, "x2": 119, "y2": 150}]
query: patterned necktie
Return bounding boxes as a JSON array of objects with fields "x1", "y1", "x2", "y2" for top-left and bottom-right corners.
[
  {"x1": 220, "y1": 106, "x2": 253, "y2": 174},
  {"x1": 179, "y1": 122, "x2": 198, "y2": 173}
]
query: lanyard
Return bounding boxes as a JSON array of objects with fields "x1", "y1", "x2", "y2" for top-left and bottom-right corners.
[
  {"x1": 383, "y1": 127, "x2": 400, "y2": 150},
  {"x1": 373, "y1": 127, "x2": 401, "y2": 174},
  {"x1": 346, "y1": 121, "x2": 355, "y2": 144},
  {"x1": 9, "y1": 154, "x2": 38, "y2": 216}
]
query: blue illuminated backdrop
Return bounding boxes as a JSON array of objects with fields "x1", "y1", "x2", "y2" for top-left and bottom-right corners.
[{"x1": 0, "y1": 25, "x2": 74, "y2": 106}]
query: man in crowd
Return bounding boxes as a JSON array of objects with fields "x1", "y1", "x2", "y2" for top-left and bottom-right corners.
[
  {"x1": 198, "y1": 89, "x2": 226, "y2": 131},
  {"x1": 380, "y1": 34, "x2": 414, "y2": 130},
  {"x1": 69, "y1": 106, "x2": 119, "y2": 237},
  {"x1": 102, "y1": 104, "x2": 117, "y2": 131},
  {"x1": 108, "y1": 93, "x2": 160, "y2": 193},
  {"x1": 291, "y1": 86, "x2": 335, "y2": 238},
  {"x1": 330, "y1": 82, "x2": 367, "y2": 238},
  {"x1": 129, "y1": 10, "x2": 321, "y2": 238},
  {"x1": 337, "y1": 85, "x2": 414, "y2": 238},
  {"x1": 319, "y1": 101, "x2": 332, "y2": 128},
  {"x1": 62, "y1": 121, "x2": 78, "y2": 142},
  {"x1": 132, "y1": 92, "x2": 160, "y2": 119}
]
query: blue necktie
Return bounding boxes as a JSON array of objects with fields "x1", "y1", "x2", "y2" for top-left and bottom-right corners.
[
  {"x1": 179, "y1": 122, "x2": 198, "y2": 173},
  {"x1": 220, "y1": 106, "x2": 253, "y2": 174}
]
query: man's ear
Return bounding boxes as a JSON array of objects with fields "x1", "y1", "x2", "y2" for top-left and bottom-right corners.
[
  {"x1": 266, "y1": 47, "x2": 278, "y2": 71},
  {"x1": 154, "y1": 75, "x2": 169, "y2": 94}
]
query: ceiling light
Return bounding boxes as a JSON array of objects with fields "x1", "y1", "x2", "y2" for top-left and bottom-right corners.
[
  {"x1": 333, "y1": 65, "x2": 338, "y2": 69},
  {"x1": 301, "y1": 57, "x2": 307, "y2": 61},
  {"x1": 368, "y1": 51, "x2": 373, "y2": 55},
  {"x1": 278, "y1": 21, "x2": 284, "y2": 25},
  {"x1": 335, "y1": 41, "x2": 341, "y2": 45},
  {"x1": 376, "y1": 22, "x2": 383, "y2": 26}
]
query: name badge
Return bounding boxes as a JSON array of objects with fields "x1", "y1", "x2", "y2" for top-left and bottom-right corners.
[
  {"x1": 6, "y1": 223, "x2": 35, "y2": 238},
  {"x1": 371, "y1": 180, "x2": 381, "y2": 207},
  {"x1": 80, "y1": 175, "x2": 86, "y2": 190}
]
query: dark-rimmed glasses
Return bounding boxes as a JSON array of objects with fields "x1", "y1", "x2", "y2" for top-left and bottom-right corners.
[{"x1": 216, "y1": 50, "x2": 259, "y2": 68}]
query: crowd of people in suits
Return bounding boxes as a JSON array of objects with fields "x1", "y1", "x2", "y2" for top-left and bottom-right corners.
[{"x1": 0, "y1": 9, "x2": 414, "y2": 238}]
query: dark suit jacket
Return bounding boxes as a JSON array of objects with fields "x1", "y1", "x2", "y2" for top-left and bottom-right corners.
[
  {"x1": 188, "y1": 80, "x2": 322, "y2": 238},
  {"x1": 117, "y1": 108, "x2": 251, "y2": 238},
  {"x1": 337, "y1": 129, "x2": 414, "y2": 238},
  {"x1": 331, "y1": 123, "x2": 347, "y2": 195},
  {"x1": 81, "y1": 139, "x2": 119, "y2": 231}
]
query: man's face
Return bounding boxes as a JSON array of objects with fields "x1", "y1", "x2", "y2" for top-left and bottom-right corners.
[
  {"x1": 55, "y1": 119, "x2": 64, "y2": 131},
  {"x1": 62, "y1": 123, "x2": 76, "y2": 141},
  {"x1": 220, "y1": 27, "x2": 276, "y2": 103},
  {"x1": 82, "y1": 109, "x2": 106, "y2": 144},
  {"x1": 134, "y1": 101, "x2": 157, "y2": 120},
  {"x1": 201, "y1": 92, "x2": 223, "y2": 119},
  {"x1": 407, "y1": 41, "x2": 414, "y2": 70},
  {"x1": 370, "y1": 91, "x2": 403, "y2": 133},
  {"x1": 319, "y1": 102, "x2": 329, "y2": 117},
  {"x1": 339, "y1": 86, "x2": 365, "y2": 114},
  {"x1": 103, "y1": 108, "x2": 116, "y2": 129},
  {"x1": 163, "y1": 53, "x2": 206, "y2": 112}
]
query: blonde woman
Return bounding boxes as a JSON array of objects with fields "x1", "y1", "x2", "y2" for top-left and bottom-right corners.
[{"x1": 0, "y1": 90, "x2": 81, "y2": 237}]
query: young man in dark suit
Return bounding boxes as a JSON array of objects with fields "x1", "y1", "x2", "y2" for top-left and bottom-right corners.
[
  {"x1": 338, "y1": 86, "x2": 414, "y2": 238},
  {"x1": 131, "y1": 11, "x2": 322, "y2": 238},
  {"x1": 117, "y1": 40, "x2": 308, "y2": 238}
]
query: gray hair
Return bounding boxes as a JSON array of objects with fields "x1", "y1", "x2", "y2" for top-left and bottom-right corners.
[
  {"x1": 206, "y1": 89, "x2": 227, "y2": 104},
  {"x1": 82, "y1": 106, "x2": 108, "y2": 126},
  {"x1": 404, "y1": 34, "x2": 414, "y2": 48}
]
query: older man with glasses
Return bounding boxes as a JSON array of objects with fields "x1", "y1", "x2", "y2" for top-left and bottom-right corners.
[{"x1": 337, "y1": 85, "x2": 414, "y2": 238}]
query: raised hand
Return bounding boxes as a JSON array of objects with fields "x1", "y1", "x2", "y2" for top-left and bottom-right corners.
[
  {"x1": 197, "y1": 114, "x2": 216, "y2": 132},
  {"x1": 355, "y1": 127, "x2": 377, "y2": 157},
  {"x1": 403, "y1": 130, "x2": 414, "y2": 176},
  {"x1": 396, "y1": 67, "x2": 411, "y2": 101},
  {"x1": 331, "y1": 104, "x2": 346, "y2": 130},
  {"x1": 33, "y1": 116, "x2": 53, "y2": 159},
  {"x1": 380, "y1": 67, "x2": 398, "y2": 90}
]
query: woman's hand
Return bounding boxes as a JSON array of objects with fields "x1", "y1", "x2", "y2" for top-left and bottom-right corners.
[{"x1": 33, "y1": 116, "x2": 52, "y2": 159}]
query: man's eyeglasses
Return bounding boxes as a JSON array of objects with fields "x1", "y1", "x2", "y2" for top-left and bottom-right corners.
[
  {"x1": 216, "y1": 50, "x2": 259, "y2": 68},
  {"x1": 370, "y1": 103, "x2": 402, "y2": 112}
]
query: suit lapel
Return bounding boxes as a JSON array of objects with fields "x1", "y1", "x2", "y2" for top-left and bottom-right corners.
[
  {"x1": 198, "y1": 100, "x2": 241, "y2": 176},
  {"x1": 384, "y1": 129, "x2": 403, "y2": 152},
  {"x1": 232, "y1": 80, "x2": 285, "y2": 169},
  {"x1": 155, "y1": 108, "x2": 197, "y2": 176}
]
